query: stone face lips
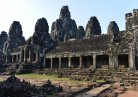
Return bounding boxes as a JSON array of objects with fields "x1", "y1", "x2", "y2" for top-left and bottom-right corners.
[
  {"x1": 107, "y1": 21, "x2": 119, "y2": 37},
  {"x1": 59, "y1": 6, "x2": 71, "y2": 20},
  {"x1": 76, "y1": 26, "x2": 85, "y2": 39},
  {"x1": 85, "y1": 16, "x2": 101, "y2": 37},
  {"x1": 29, "y1": 18, "x2": 53, "y2": 49},
  {"x1": 51, "y1": 6, "x2": 77, "y2": 42},
  {"x1": 3, "y1": 21, "x2": 25, "y2": 51}
]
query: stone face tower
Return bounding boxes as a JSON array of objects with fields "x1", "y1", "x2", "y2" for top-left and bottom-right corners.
[
  {"x1": 27, "y1": 18, "x2": 53, "y2": 50},
  {"x1": 59, "y1": 6, "x2": 71, "y2": 20},
  {"x1": 85, "y1": 16, "x2": 101, "y2": 37},
  {"x1": 51, "y1": 6, "x2": 77, "y2": 42},
  {"x1": 76, "y1": 26, "x2": 85, "y2": 39},
  {"x1": 107, "y1": 21, "x2": 119, "y2": 37},
  {"x1": 3, "y1": 21, "x2": 25, "y2": 51},
  {"x1": 0, "y1": 31, "x2": 8, "y2": 51}
]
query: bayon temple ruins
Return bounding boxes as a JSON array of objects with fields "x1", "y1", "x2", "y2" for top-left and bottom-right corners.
[{"x1": 1, "y1": 6, "x2": 138, "y2": 82}]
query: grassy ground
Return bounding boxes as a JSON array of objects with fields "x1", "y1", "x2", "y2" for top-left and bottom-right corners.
[
  {"x1": 16, "y1": 73, "x2": 70, "y2": 81},
  {"x1": 0, "y1": 79, "x2": 5, "y2": 82},
  {"x1": 15, "y1": 73, "x2": 93, "y2": 84}
]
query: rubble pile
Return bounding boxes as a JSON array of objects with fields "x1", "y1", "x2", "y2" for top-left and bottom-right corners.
[
  {"x1": 0, "y1": 75, "x2": 63, "y2": 97},
  {"x1": 0, "y1": 75, "x2": 44, "y2": 97},
  {"x1": 39, "y1": 80, "x2": 63, "y2": 94}
]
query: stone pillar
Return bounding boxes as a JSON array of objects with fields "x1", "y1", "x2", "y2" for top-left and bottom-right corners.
[
  {"x1": 68, "y1": 57, "x2": 71, "y2": 68},
  {"x1": 114, "y1": 54, "x2": 118, "y2": 70},
  {"x1": 51, "y1": 58, "x2": 53, "y2": 68},
  {"x1": 79, "y1": 56, "x2": 82, "y2": 68},
  {"x1": 93, "y1": 54, "x2": 96, "y2": 69},
  {"x1": 24, "y1": 49, "x2": 27, "y2": 62},
  {"x1": 59, "y1": 57, "x2": 61, "y2": 68},
  {"x1": 109, "y1": 54, "x2": 113, "y2": 69},
  {"x1": 19, "y1": 54, "x2": 22, "y2": 63},
  {"x1": 16, "y1": 55, "x2": 18, "y2": 63},
  {"x1": 129, "y1": 43, "x2": 135, "y2": 70},
  {"x1": 36, "y1": 52, "x2": 39, "y2": 62},
  {"x1": 43, "y1": 55, "x2": 46, "y2": 68},
  {"x1": 29, "y1": 50, "x2": 32, "y2": 62},
  {"x1": 6, "y1": 55, "x2": 8, "y2": 64}
]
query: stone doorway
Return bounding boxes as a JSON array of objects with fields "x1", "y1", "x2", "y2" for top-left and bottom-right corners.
[
  {"x1": 22, "y1": 50, "x2": 24, "y2": 62},
  {"x1": 96, "y1": 55, "x2": 109, "y2": 69},
  {"x1": 40, "y1": 57, "x2": 43, "y2": 63},
  {"x1": 118, "y1": 55, "x2": 129, "y2": 69},
  {"x1": 82, "y1": 56, "x2": 93, "y2": 68},
  {"x1": 61, "y1": 57, "x2": 68, "y2": 68},
  {"x1": 45, "y1": 58, "x2": 51, "y2": 68},
  {"x1": 10, "y1": 55, "x2": 12, "y2": 63},
  {"x1": 13, "y1": 55, "x2": 16, "y2": 63},
  {"x1": 33, "y1": 53, "x2": 36, "y2": 62},
  {"x1": 53, "y1": 58, "x2": 59, "y2": 68},
  {"x1": 71, "y1": 57, "x2": 79, "y2": 68}
]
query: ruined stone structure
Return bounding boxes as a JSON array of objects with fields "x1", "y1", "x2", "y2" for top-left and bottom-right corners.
[
  {"x1": 85, "y1": 16, "x2": 101, "y2": 37},
  {"x1": 51, "y1": 6, "x2": 77, "y2": 42},
  {"x1": 0, "y1": 6, "x2": 138, "y2": 82}
]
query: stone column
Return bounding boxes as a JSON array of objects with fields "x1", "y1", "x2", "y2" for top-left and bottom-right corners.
[
  {"x1": 109, "y1": 54, "x2": 113, "y2": 69},
  {"x1": 68, "y1": 57, "x2": 71, "y2": 68},
  {"x1": 79, "y1": 56, "x2": 82, "y2": 68},
  {"x1": 16, "y1": 55, "x2": 18, "y2": 63},
  {"x1": 129, "y1": 43, "x2": 135, "y2": 70},
  {"x1": 43, "y1": 55, "x2": 46, "y2": 68},
  {"x1": 29, "y1": 50, "x2": 32, "y2": 62},
  {"x1": 114, "y1": 54, "x2": 118, "y2": 70},
  {"x1": 59, "y1": 57, "x2": 61, "y2": 68},
  {"x1": 6, "y1": 55, "x2": 8, "y2": 64},
  {"x1": 51, "y1": 58, "x2": 53, "y2": 68},
  {"x1": 93, "y1": 54, "x2": 96, "y2": 69},
  {"x1": 24, "y1": 49, "x2": 27, "y2": 62},
  {"x1": 19, "y1": 54, "x2": 22, "y2": 63},
  {"x1": 36, "y1": 52, "x2": 39, "y2": 62}
]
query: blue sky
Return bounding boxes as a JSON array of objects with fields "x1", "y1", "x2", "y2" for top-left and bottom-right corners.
[{"x1": 0, "y1": 0, "x2": 138, "y2": 40}]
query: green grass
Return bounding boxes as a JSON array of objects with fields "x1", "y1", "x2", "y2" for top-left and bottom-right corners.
[
  {"x1": 16, "y1": 73, "x2": 70, "y2": 81},
  {"x1": 95, "y1": 79, "x2": 106, "y2": 83},
  {"x1": 15, "y1": 73, "x2": 91, "y2": 84},
  {"x1": 0, "y1": 79, "x2": 5, "y2": 82}
]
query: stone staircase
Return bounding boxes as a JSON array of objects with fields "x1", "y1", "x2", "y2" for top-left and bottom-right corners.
[
  {"x1": 37, "y1": 68, "x2": 95, "y2": 81},
  {"x1": 36, "y1": 67, "x2": 138, "y2": 85},
  {"x1": 92, "y1": 68, "x2": 138, "y2": 85}
]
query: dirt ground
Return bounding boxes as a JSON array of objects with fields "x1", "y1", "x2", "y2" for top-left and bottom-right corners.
[
  {"x1": 1, "y1": 75, "x2": 138, "y2": 97},
  {"x1": 0, "y1": 75, "x2": 95, "y2": 96}
]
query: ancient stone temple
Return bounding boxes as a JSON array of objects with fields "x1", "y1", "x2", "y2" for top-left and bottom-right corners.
[
  {"x1": 0, "y1": 6, "x2": 138, "y2": 83},
  {"x1": 51, "y1": 6, "x2": 77, "y2": 42}
]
